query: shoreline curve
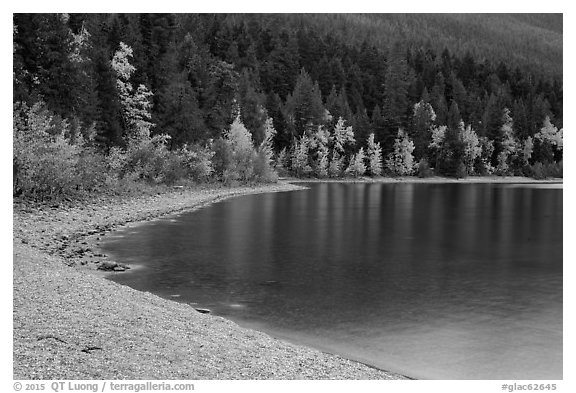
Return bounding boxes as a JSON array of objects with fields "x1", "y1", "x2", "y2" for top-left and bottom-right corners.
[{"x1": 13, "y1": 182, "x2": 408, "y2": 380}]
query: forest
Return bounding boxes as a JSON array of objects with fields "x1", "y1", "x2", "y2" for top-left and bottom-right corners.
[{"x1": 12, "y1": 13, "x2": 563, "y2": 200}]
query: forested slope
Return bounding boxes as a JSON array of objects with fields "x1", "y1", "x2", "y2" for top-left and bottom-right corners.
[
  {"x1": 296, "y1": 14, "x2": 563, "y2": 77},
  {"x1": 12, "y1": 13, "x2": 563, "y2": 199}
]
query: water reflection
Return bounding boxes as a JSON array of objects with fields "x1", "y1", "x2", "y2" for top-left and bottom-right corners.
[{"x1": 102, "y1": 183, "x2": 562, "y2": 379}]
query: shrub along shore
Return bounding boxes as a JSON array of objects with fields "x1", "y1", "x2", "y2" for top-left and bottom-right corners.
[{"x1": 13, "y1": 182, "x2": 410, "y2": 380}]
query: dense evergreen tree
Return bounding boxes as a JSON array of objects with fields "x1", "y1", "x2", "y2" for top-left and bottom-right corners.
[
  {"x1": 155, "y1": 71, "x2": 206, "y2": 147},
  {"x1": 260, "y1": 30, "x2": 299, "y2": 99},
  {"x1": 236, "y1": 69, "x2": 268, "y2": 144},
  {"x1": 371, "y1": 104, "x2": 394, "y2": 157},
  {"x1": 382, "y1": 41, "x2": 410, "y2": 132},
  {"x1": 438, "y1": 101, "x2": 466, "y2": 176},
  {"x1": 14, "y1": 14, "x2": 96, "y2": 123},
  {"x1": 410, "y1": 100, "x2": 436, "y2": 160},
  {"x1": 351, "y1": 108, "x2": 371, "y2": 148},
  {"x1": 325, "y1": 85, "x2": 353, "y2": 126},
  {"x1": 283, "y1": 68, "x2": 326, "y2": 139}
]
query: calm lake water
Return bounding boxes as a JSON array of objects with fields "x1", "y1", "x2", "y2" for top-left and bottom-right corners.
[{"x1": 101, "y1": 182, "x2": 563, "y2": 380}]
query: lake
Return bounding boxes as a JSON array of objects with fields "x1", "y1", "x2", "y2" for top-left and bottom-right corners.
[{"x1": 100, "y1": 182, "x2": 563, "y2": 379}]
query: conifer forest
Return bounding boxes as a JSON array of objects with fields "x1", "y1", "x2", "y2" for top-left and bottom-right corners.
[{"x1": 12, "y1": 14, "x2": 563, "y2": 200}]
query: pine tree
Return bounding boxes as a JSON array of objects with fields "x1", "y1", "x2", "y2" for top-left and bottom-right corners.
[
  {"x1": 352, "y1": 107, "x2": 371, "y2": 148},
  {"x1": 284, "y1": 68, "x2": 327, "y2": 139},
  {"x1": 138, "y1": 14, "x2": 176, "y2": 93},
  {"x1": 260, "y1": 30, "x2": 299, "y2": 99},
  {"x1": 437, "y1": 101, "x2": 466, "y2": 176},
  {"x1": 317, "y1": 56, "x2": 334, "y2": 96},
  {"x1": 329, "y1": 56, "x2": 347, "y2": 91},
  {"x1": 447, "y1": 100, "x2": 462, "y2": 132},
  {"x1": 14, "y1": 14, "x2": 98, "y2": 125},
  {"x1": 155, "y1": 72, "x2": 206, "y2": 146},
  {"x1": 266, "y1": 92, "x2": 289, "y2": 150},
  {"x1": 383, "y1": 41, "x2": 409, "y2": 132},
  {"x1": 450, "y1": 73, "x2": 469, "y2": 122},
  {"x1": 411, "y1": 100, "x2": 436, "y2": 160},
  {"x1": 371, "y1": 104, "x2": 395, "y2": 157},
  {"x1": 201, "y1": 59, "x2": 239, "y2": 138},
  {"x1": 431, "y1": 72, "x2": 448, "y2": 126},
  {"x1": 529, "y1": 93, "x2": 552, "y2": 138},
  {"x1": 325, "y1": 85, "x2": 353, "y2": 126},
  {"x1": 512, "y1": 100, "x2": 530, "y2": 140},
  {"x1": 346, "y1": 63, "x2": 365, "y2": 113},
  {"x1": 237, "y1": 69, "x2": 268, "y2": 145},
  {"x1": 153, "y1": 40, "x2": 205, "y2": 146},
  {"x1": 482, "y1": 93, "x2": 502, "y2": 142}
]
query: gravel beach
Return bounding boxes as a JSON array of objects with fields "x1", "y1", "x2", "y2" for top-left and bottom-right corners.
[{"x1": 13, "y1": 182, "x2": 407, "y2": 380}]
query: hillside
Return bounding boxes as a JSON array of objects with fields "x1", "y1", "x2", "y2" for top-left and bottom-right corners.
[{"x1": 280, "y1": 13, "x2": 563, "y2": 78}]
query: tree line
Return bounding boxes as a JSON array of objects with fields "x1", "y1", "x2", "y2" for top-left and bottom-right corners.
[{"x1": 12, "y1": 14, "x2": 563, "y2": 199}]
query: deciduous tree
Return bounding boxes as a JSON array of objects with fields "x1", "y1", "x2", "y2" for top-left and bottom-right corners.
[{"x1": 386, "y1": 129, "x2": 415, "y2": 176}]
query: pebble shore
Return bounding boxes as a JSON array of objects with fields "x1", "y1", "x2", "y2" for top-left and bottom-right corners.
[{"x1": 13, "y1": 183, "x2": 407, "y2": 380}]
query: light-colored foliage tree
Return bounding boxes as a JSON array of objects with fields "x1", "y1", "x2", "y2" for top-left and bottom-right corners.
[
  {"x1": 345, "y1": 147, "x2": 366, "y2": 177},
  {"x1": 413, "y1": 101, "x2": 437, "y2": 123},
  {"x1": 69, "y1": 25, "x2": 91, "y2": 64},
  {"x1": 521, "y1": 136, "x2": 534, "y2": 165},
  {"x1": 429, "y1": 125, "x2": 446, "y2": 150},
  {"x1": 328, "y1": 151, "x2": 344, "y2": 178},
  {"x1": 460, "y1": 124, "x2": 482, "y2": 174},
  {"x1": 496, "y1": 108, "x2": 519, "y2": 174},
  {"x1": 331, "y1": 117, "x2": 355, "y2": 154},
  {"x1": 275, "y1": 147, "x2": 289, "y2": 174},
  {"x1": 179, "y1": 143, "x2": 214, "y2": 181},
  {"x1": 387, "y1": 129, "x2": 415, "y2": 176},
  {"x1": 258, "y1": 117, "x2": 277, "y2": 166},
  {"x1": 222, "y1": 116, "x2": 258, "y2": 183},
  {"x1": 316, "y1": 145, "x2": 329, "y2": 178},
  {"x1": 534, "y1": 116, "x2": 563, "y2": 151},
  {"x1": 428, "y1": 124, "x2": 446, "y2": 169},
  {"x1": 111, "y1": 42, "x2": 154, "y2": 141},
  {"x1": 253, "y1": 117, "x2": 279, "y2": 182},
  {"x1": 13, "y1": 102, "x2": 107, "y2": 198},
  {"x1": 366, "y1": 133, "x2": 383, "y2": 176},
  {"x1": 478, "y1": 136, "x2": 495, "y2": 175},
  {"x1": 310, "y1": 126, "x2": 330, "y2": 177},
  {"x1": 291, "y1": 134, "x2": 313, "y2": 177}
]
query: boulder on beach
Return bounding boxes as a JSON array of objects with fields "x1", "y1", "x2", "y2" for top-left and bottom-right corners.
[{"x1": 97, "y1": 261, "x2": 118, "y2": 271}]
